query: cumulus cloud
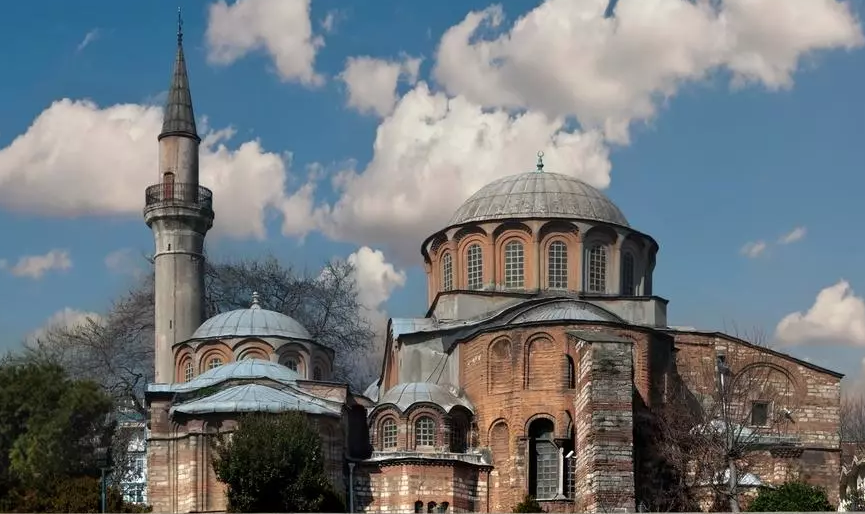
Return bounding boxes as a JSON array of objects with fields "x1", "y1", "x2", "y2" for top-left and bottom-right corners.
[
  {"x1": 339, "y1": 55, "x2": 422, "y2": 117},
  {"x1": 740, "y1": 240, "x2": 768, "y2": 258},
  {"x1": 299, "y1": 82, "x2": 611, "y2": 262},
  {"x1": 25, "y1": 307, "x2": 102, "y2": 347},
  {"x1": 0, "y1": 99, "x2": 309, "y2": 240},
  {"x1": 434, "y1": 0, "x2": 863, "y2": 143},
  {"x1": 0, "y1": 249, "x2": 72, "y2": 279},
  {"x1": 775, "y1": 280, "x2": 865, "y2": 346},
  {"x1": 206, "y1": 0, "x2": 324, "y2": 86},
  {"x1": 779, "y1": 226, "x2": 807, "y2": 244}
]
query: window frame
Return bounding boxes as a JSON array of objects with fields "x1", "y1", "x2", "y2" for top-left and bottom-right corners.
[
  {"x1": 381, "y1": 418, "x2": 398, "y2": 449},
  {"x1": 414, "y1": 416, "x2": 437, "y2": 448},
  {"x1": 466, "y1": 244, "x2": 483, "y2": 290},
  {"x1": 547, "y1": 240, "x2": 568, "y2": 290},
  {"x1": 586, "y1": 243, "x2": 607, "y2": 293},
  {"x1": 750, "y1": 400, "x2": 771, "y2": 427},
  {"x1": 441, "y1": 252, "x2": 453, "y2": 291},
  {"x1": 621, "y1": 251, "x2": 636, "y2": 295},
  {"x1": 503, "y1": 240, "x2": 525, "y2": 288}
]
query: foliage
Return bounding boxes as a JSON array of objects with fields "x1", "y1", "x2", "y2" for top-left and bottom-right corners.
[
  {"x1": 748, "y1": 482, "x2": 834, "y2": 512},
  {"x1": 513, "y1": 494, "x2": 544, "y2": 513},
  {"x1": 0, "y1": 357, "x2": 147, "y2": 513},
  {"x1": 212, "y1": 412, "x2": 345, "y2": 513},
  {"x1": 844, "y1": 486, "x2": 865, "y2": 512}
]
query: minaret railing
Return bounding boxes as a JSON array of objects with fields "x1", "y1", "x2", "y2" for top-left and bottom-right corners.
[{"x1": 144, "y1": 183, "x2": 213, "y2": 211}]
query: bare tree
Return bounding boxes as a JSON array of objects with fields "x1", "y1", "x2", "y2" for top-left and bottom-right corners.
[
  {"x1": 723, "y1": 319, "x2": 771, "y2": 347},
  {"x1": 651, "y1": 345, "x2": 801, "y2": 512},
  {"x1": 841, "y1": 393, "x2": 865, "y2": 445}
]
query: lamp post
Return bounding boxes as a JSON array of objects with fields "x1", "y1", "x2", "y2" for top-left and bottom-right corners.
[{"x1": 95, "y1": 445, "x2": 113, "y2": 513}]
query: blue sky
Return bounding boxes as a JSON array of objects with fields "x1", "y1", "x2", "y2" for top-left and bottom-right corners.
[{"x1": 1, "y1": 0, "x2": 864, "y2": 384}]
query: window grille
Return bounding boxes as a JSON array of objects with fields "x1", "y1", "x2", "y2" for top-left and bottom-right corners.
[
  {"x1": 466, "y1": 244, "x2": 483, "y2": 290},
  {"x1": 414, "y1": 416, "x2": 436, "y2": 447},
  {"x1": 183, "y1": 361, "x2": 193, "y2": 382},
  {"x1": 587, "y1": 244, "x2": 607, "y2": 293},
  {"x1": 208, "y1": 357, "x2": 222, "y2": 370},
  {"x1": 535, "y1": 440, "x2": 559, "y2": 499},
  {"x1": 442, "y1": 253, "x2": 453, "y2": 291},
  {"x1": 504, "y1": 240, "x2": 525, "y2": 288},
  {"x1": 548, "y1": 241, "x2": 568, "y2": 289},
  {"x1": 382, "y1": 419, "x2": 398, "y2": 449}
]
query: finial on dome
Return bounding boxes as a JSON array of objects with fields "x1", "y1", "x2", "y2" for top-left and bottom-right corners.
[
  {"x1": 536, "y1": 150, "x2": 545, "y2": 172},
  {"x1": 251, "y1": 291, "x2": 260, "y2": 309}
]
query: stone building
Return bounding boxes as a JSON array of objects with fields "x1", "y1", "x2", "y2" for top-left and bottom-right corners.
[{"x1": 143, "y1": 17, "x2": 843, "y2": 514}]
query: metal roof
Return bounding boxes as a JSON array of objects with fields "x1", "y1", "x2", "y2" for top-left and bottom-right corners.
[
  {"x1": 448, "y1": 171, "x2": 629, "y2": 227},
  {"x1": 148, "y1": 358, "x2": 299, "y2": 393},
  {"x1": 377, "y1": 382, "x2": 474, "y2": 413},
  {"x1": 189, "y1": 299, "x2": 312, "y2": 342},
  {"x1": 159, "y1": 28, "x2": 198, "y2": 140},
  {"x1": 170, "y1": 383, "x2": 341, "y2": 417}
]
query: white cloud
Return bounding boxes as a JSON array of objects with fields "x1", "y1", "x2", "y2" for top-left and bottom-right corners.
[
  {"x1": 0, "y1": 99, "x2": 309, "y2": 240},
  {"x1": 76, "y1": 29, "x2": 100, "y2": 53},
  {"x1": 296, "y1": 82, "x2": 611, "y2": 262},
  {"x1": 775, "y1": 280, "x2": 865, "y2": 346},
  {"x1": 320, "y1": 9, "x2": 345, "y2": 34},
  {"x1": 206, "y1": 0, "x2": 324, "y2": 86},
  {"x1": 339, "y1": 55, "x2": 423, "y2": 117},
  {"x1": 434, "y1": 0, "x2": 863, "y2": 143},
  {"x1": 740, "y1": 240, "x2": 768, "y2": 258},
  {"x1": 348, "y1": 246, "x2": 407, "y2": 310},
  {"x1": 0, "y1": 249, "x2": 72, "y2": 279},
  {"x1": 104, "y1": 248, "x2": 145, "y2": 279},
  {"x1": 779, "y1": 226, "x2": 807, "y2": 244},
  {"x1": 25, "y1": 307, "x2": 102, "y2": 348}
]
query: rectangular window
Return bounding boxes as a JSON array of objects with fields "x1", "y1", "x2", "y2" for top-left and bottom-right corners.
[
  {"x1": 751, "y1": 401, "x2": 770, "y2": 426},
  {"x1": 535, "y1": 440, "x2": 559, "y2": 499}
]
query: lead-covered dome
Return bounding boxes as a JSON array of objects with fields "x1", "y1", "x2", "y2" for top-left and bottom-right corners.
[
  {"x1": 449, "y1": 171, "x2": 629, "y2": 227},
  {"x1": 189, "y1": 293, "x2": 311, "y2": 342}
]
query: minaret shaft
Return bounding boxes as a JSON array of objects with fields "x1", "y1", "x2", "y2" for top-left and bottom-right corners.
[{"x1": 144, "y1": 18, "x2": 214, "y2": 384}]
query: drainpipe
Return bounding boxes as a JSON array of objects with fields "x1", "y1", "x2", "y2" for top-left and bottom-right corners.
[{"x1": 348, "y1": 462, "x2": 356, "y2": 513}]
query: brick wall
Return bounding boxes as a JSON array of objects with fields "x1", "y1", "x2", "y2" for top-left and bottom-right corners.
[
  {"x1": 670, "y1": 331, "x2": 842, "y2": 507},
  {"x1": 354, "y1": 462, "x2": 490, "y2": 513}
]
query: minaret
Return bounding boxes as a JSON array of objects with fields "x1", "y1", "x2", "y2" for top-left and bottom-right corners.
[{"x1": 144, "y1": 9, "x2": 214, "y2": 383}]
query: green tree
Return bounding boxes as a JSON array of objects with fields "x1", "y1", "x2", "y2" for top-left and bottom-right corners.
[
  {"x1": 748, "y1": 482, "x2": 834, "y2": 512},
  {"x1": 0, "y1": 356, "x2": 122, "y2": 512},
  {"x1": 513, "y1": 495, "x2": 545, "y2": 513},
  {"x1": 212, "y1": 412, "x2": 345, "y2": 513}
]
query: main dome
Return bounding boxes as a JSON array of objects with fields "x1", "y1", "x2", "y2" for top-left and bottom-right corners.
[{"x1": 448, "y1": 171, "x2": 629, "y2": 227}]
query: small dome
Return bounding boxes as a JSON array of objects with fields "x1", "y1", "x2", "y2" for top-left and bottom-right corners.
[
  {"x1": 377, "y1": 382, "x2": 474, "y2": 413},
  {"x1": 174, "y1": 358, "x2": 300, "y2": 392},
  {"x1": 190, "y1": 293, "x2": 311, "y2": 341},
  {"x1": 449, "y1": 171, "x2": 628, "y2": 227}
]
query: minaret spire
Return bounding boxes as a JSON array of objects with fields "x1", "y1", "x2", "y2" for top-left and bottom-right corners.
[{"x1": 159, "y1": 6, "x2": 199, "y2": 142}]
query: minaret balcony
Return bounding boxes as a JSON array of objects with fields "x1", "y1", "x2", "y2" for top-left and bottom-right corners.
[{"x1": 144, "y1": 183, "x2": 213, "y2": 214}]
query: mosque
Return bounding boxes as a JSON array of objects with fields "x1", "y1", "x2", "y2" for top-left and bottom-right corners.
[{"x1": 144, "y1": 21, "x2": 844, "y2": 514}]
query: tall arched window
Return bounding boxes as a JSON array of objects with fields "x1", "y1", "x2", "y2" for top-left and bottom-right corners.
[
  {"x1": 183, "y1": 361, "x2": 194, "y2": 382},
  {"x1": 466, "y1": 244, "x2": 483, "y2": 290},
  {"x1": 162, "y1": 171, "x2": 175, "y2": 199},
  {"x1": 566, "y1": 355, "x2": 576, "y2": 389},
  {"x1": 528, "y1": 418, "x2": 558, "y2": 500},
  {"x1": 548, "y1": 240, "x2": 568, "y2": 289},
  {"x1": 414, "y1": 416, "x2": 436, "y2": 447},
  {"x1": 441, "y1": 252, "x2": 453, "y2": 291},
  {"x1": 313, "y1": 366, "x2": 322, "y2": 381},
  {"x1": 586, "y1": 244, "x2": 607, "y2": 293},
  {"x1": 208, "y1": 357, "x2": 223, "y2": 370},
  {"x1": 284, "y1": 357, "x2": 298, "y2": 372},
  {"x1": 381, "y1": 419, "x2": 397, "y2": 449},
  {"x1": 504, "y1": 240, "x2": 525, "y2": 288},
  {"x1": 621, "y1": 252, "x2": 635, "y2": 295}
]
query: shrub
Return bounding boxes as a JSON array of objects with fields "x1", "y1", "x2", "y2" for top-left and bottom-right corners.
[{"x1": 748, "y1": 481, "x2": 834, "y2": 512}]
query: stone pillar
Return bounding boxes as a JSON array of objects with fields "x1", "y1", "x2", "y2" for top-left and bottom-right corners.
[{"x1": 570, "y1": 331, "x2": 635, "y2": 513}]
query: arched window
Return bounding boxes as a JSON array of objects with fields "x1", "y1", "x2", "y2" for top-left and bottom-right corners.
[
  {"x1": 449, "y1": 416, "x2": 468, "y2": 452},
  {"x1": 504, "y1": 240, "x2": 525, "y2": 288},
  {"x1": 381, "y1": 419, "x2": 397, "y2": 449},
  {"x1": 313, "y1": 366, "x2": 322, "y2": 381},
  {"x1": 284, "y1": 357, "x2": 298, "y2": 372},
  {"x1": 208, "y1": 357, "x2": 223, "y2": 370},
  {"x1": 586, "y1": 244, "x2": 607, "y2": 293},
  {"x1": 183, "y1": 361, "x2": 194, "y2": 382},
  {"x1": 414, "y1": 501, "x2": 424, "y2": 513},
  {"x1": 441, "y1": 252, "x2": 453, "y2": 291},
  {"x1": 414, "y1": 416, "x2": 436, "y2": 448},
  {"x1": 528, "y1": 418, "x2": 558, "y2": 500},
  {"x1": 466, "y1": 244, "x2": 483, "y2": 290},
  {"x1": 162, "y1": 171, "x2": 175, "y2": 199},
  {"x1": 566, "y1": 355, "x2": 576, "y2": 389},
  {"x1": 548, "y1": 240, "x2": 568, "y2": 289},
  {"x1": 621, "y1": 252, "x2": 635, "y2": 295}
]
